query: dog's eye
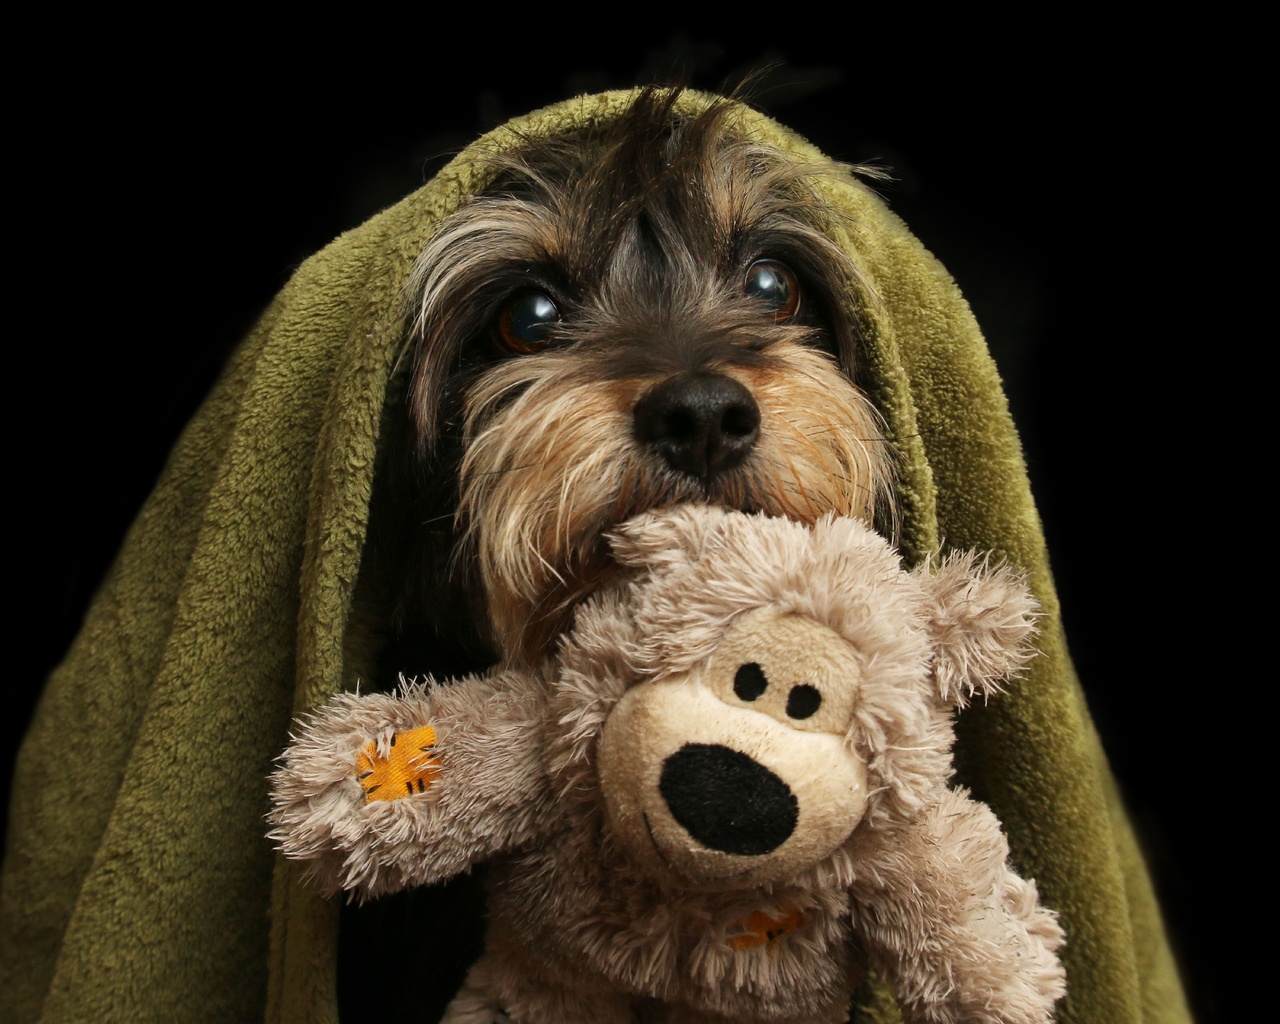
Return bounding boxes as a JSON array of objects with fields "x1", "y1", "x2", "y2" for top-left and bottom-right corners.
[
  {"x1": 744, "y1": 260, "x2": 800, "y2": 321},
  {"x1": 495, "y1": 291, "x2": 560, "y2": 354}
]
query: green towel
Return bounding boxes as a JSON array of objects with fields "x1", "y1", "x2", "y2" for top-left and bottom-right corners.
[{"x1": 1, "y1": 90, "x2": 1191, "y2": 1024}]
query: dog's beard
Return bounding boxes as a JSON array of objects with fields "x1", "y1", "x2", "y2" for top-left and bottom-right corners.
[
  {"x1": 460, "y1": 337, "x2": 888, "y2": 660},
  {"x1": 400, "y1": 91, "x2": 895, "y2": 665}
]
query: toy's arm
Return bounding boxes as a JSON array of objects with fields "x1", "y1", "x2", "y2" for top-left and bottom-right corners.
[
  {"x1": 847, "y1": 788, "x2": 1066, "y2": 1024},
  {"x1": 267, "y1": 671, "x2": 554, "y2": 900}
]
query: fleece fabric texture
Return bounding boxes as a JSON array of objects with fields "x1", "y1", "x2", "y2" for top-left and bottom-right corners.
[{"x1": 1, "y1": 91, "x2": 1190, "y2": 1024}]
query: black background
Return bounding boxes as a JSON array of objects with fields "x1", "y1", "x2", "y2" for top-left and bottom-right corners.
[{"x1": 11, "y1": 31, "x2": 1220, "y2": 1022}]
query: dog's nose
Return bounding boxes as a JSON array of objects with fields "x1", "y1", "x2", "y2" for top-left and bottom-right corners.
[
  {"x1": 659, "y1": 743, "x2": 798, "y2": 855},
  {"x1": 633, "y1": 372, "x2": 760, "y2": 482}
]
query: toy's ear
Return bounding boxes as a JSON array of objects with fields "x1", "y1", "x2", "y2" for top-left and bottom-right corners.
[
  {"x1": 914, "y1": 552, "x2": 1040, "y2": 706},
  {"x1": 606, "y1": 504, "x2": 735, "y2": 572}
]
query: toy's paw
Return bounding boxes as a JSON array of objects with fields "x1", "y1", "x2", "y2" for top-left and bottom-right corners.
[{"x1": 356, "y1": 725, "x2": 440, "y2": 802}]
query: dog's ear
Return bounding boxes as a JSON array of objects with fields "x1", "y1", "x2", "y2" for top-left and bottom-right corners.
[
  {"x1": 606, "y1": 504, "x2": 736, "y2": 573},
  {"x1": 913, "y1": 553, "x2": 1040, "y2": 706}
]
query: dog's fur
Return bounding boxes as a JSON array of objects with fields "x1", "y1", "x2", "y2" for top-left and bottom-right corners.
[{"x1": 367, "y1": 90, "x2": 896, "y2": 683}]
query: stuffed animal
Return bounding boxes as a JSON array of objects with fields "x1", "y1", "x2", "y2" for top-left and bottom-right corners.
[{"x1": 268, "y1": 506, "x2": 1066, "y2": 1024}]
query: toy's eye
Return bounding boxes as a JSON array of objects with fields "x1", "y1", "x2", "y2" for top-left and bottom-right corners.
[
  {"x1": 743, "y1": 260, "x2": 800, "y2": 321},
  {"x1": 495, "y1": 290, "x2": 560, "y2": 354},
  {"x1": 786, "y1": 684, "x2": 822, "y2": 720},
  {"x1": 734, "y1": 662, "x2": 769, "y2": 702}
]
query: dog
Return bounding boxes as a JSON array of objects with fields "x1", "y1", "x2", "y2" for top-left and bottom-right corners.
[{"x1": 364, "y1": 88, "x2": 896, "y2": 692}]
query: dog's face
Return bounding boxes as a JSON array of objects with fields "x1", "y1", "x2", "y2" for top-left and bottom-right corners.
[{"x1": 388, "y1": 92, "x2": 894, "y2": 668}]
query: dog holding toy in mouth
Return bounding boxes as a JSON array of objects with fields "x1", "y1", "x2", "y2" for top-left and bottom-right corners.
[{"x1": 328, "y1": 88, "x2": 1063, "y2": 1024}]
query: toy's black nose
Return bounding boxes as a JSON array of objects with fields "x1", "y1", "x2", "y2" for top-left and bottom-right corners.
[
  {"x1": 633, "y1": 372, "x2": 760, "y2": 483},
  {"x1": 658, "y1": 743, "x2": 797, "y2": 856}
]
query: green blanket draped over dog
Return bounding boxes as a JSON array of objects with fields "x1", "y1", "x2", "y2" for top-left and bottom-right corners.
[{"x1": 1, "y1": 91, "x2": 1190, "y2": 1024}]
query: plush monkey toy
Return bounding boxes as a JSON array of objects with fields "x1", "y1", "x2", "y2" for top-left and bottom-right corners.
[{"x1": 268, "y1": 506, "x2": 1066, "y2": 1024}]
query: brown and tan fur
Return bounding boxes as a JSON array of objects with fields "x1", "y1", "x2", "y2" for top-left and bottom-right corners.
[{"x1": 372, "y1": 89, "x2": 894, "y2": 675}]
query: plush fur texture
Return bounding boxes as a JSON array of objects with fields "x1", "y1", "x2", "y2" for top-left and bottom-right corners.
[
  {"x1": 269, "y1": 506, "x2": 1065, "y2": 1024},
  {"x1": 370, "y1": 88, "x2": 895, "y2": 674}
]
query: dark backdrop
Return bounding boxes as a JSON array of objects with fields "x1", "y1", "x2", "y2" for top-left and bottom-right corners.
[{"x1": 12, "y1": 33, "x2": 1218, "y2": 1022}]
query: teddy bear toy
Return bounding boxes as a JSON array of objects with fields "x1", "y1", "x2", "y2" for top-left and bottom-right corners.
[{"x1": 268, "y1": 506, "x2": 1066, "y2": 1024}]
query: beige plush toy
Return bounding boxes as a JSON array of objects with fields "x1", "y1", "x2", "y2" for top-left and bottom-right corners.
[{"x1": 268, "y1": 506, "x2": 1066, "y2": 1024}]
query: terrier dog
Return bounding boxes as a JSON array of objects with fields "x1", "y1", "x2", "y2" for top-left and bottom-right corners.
[
  {"x1": 366, "y1": 89, "x2": 896, "y2": 684},
  {"x1": 345, "y1": 87, "x2": 900, "y2": 1022}
]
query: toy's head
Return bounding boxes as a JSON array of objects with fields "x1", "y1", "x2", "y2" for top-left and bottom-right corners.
[{"x1": 557, "y1": 506, "x2": 1038, "y2": 890}]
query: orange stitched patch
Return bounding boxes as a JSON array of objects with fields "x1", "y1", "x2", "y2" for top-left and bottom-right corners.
[
  {"x1": 356, "y1": 725, "x2": 440, "y2": 803},
  {"x1": 729, "y1": 906, "x2": 803, "y2": 950}
]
